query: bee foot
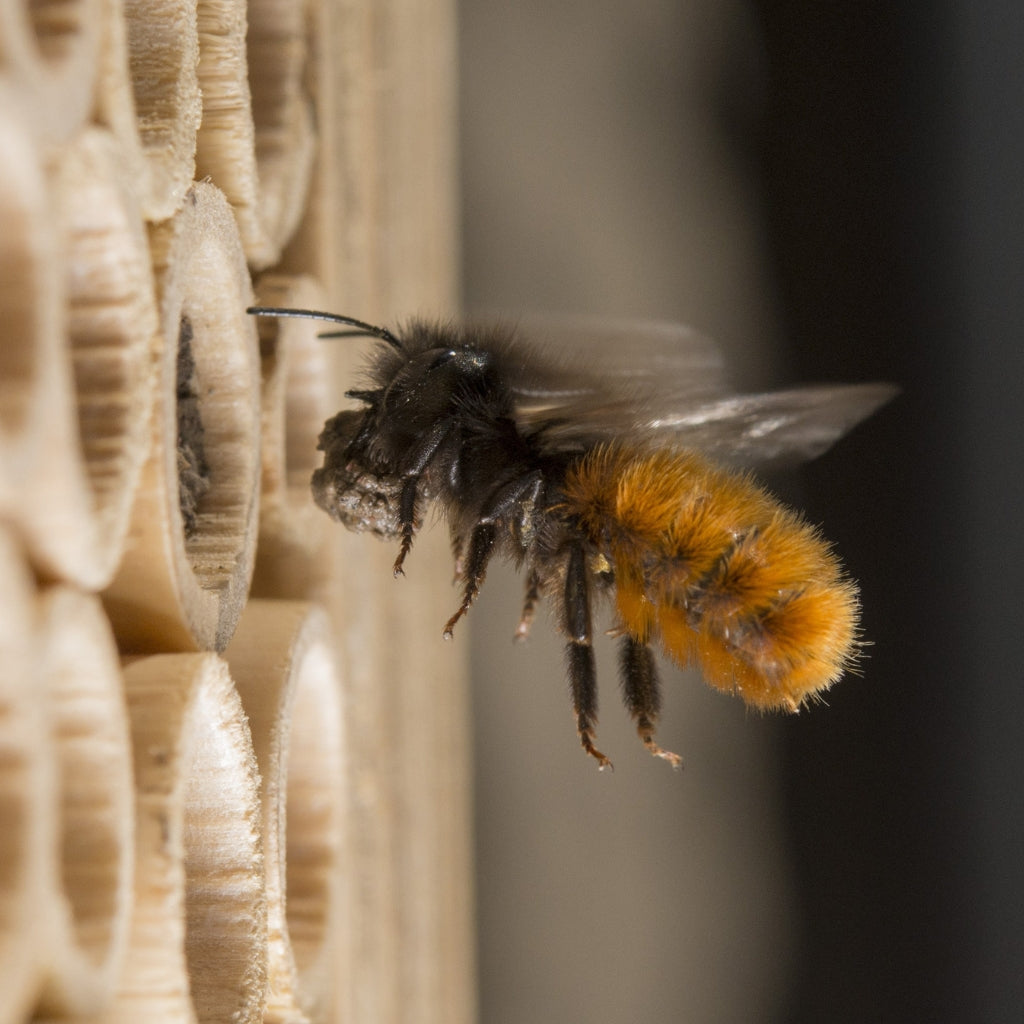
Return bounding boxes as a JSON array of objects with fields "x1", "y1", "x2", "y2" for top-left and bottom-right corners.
[
  {"x1": 580, "y1": 734, "x2": 613, "y2": 771},
  {"x1": 639, "y1": 730, "x2": 683, "y2": 769},
  {"x1": 654, "y1": 747, "x2": 684, "y2": 770}
]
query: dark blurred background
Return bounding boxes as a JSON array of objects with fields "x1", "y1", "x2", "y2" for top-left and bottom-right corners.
[{"x1": 459, "y1": 2, "x2": 1023, "y2": 1021}]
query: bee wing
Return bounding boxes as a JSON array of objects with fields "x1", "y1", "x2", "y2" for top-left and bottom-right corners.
[
  {"x1": 638, "y1": 381, "x2": 899, "y2": 466},
  {"x1": 496, "y1": 315, "x2": 896, "y2": 466},
  {"x1": 492, "y1": 314, "x2": 734, "y2": 447},
  {"x1": 507, "y1": 313, "x2": 730, "y2": 397},
  {"x1": 475, "y1": 313, "x2": 731, "y2": 415},
  {"x1": 489, "y1": 314, "x2": 896, "y2": 466}
]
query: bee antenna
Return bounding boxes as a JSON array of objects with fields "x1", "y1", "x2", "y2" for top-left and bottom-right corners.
[{"x1": 247, "y1": 306, "x2": 405, "y2": 352}]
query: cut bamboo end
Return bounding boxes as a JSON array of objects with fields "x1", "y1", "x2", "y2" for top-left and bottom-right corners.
[
  {"x1": 104, "y1": 182, "x2": 261, "y2": 653},
  {"x1": 92, "y1": 0, "x2": 153, "y2": 220},
  {"x1": 0, "y1": 96, "x2": 52, "y2": 514},
  {"x1": 51, "y1": 126, "x2": 160, "y2": 589},
  {"x1": 120, "y1": 0, "x2": 201, "y2": 219},
  {"x1": 35, "y1": 587, "x2": 134, "y2": 1018},
  {"x1": 0, "y1": 0, "x2": 102, "y2": 146},
  {"x1": 251, "y1": 275, "x2": 333, "y2": 600},
  {"x1": 118, "y1": 653, "x2": 266, "y2": 1024},
  {"x1": 195, "y1": 0, "x2": 316, "y2": 269},
  {"x1": 246, "y1": 0, "x2": 317, "y2": 259},
  {"x1": 224, "y1": 600, "x2": 345, "y2": 1022},
  {"x1": 267, "y1": 0, "x2": 334, "y2": 289},
  {"x1": 0, "y1": 99, "x2": 112, "y2": 589},
  {"x1": 0, "y1": 532, "x2": 49, "y2": 1024}
]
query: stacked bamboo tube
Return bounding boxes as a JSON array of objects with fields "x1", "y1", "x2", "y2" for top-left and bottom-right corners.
[{"x1": 0, "y1": 1, "x2": 471, "y2": 1022}]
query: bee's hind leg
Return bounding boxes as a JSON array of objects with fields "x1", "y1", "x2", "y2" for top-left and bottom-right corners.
[
  {"x1": 619, "y1": 636, "x2": 683, "y2": 769},
  {"x1": 564, "y1": 542, "x2": 613, "y2": 770}
]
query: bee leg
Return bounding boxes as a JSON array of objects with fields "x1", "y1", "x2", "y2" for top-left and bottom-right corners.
[
  {"x1": 450, "y1": 532, "x2": 465, "y2": 582},
  {"x1": 565, "y1": 542, "x2": 613, "y2": 770},
  {"x1": 392, "y1": 477, "x2": 420, "y2": 577},
  {"x1": 393, "y1": 420, "x2": 456, "y2": 577},
  {"x1": 514, "y1": 569, "x2": 541, "y2": 641},
  {"x1": 442, "y1": 522, "x2": 497, "y2": 639},
  {"x1": 619, "y1": 636, "x2": 682, "y2": 769},
  {"x1": 443, "y1": 471, "x2": 544, "y2": 638}
]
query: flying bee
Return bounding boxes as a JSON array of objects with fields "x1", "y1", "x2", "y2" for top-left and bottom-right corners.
[{"x1": 249, "y1": 307, "x2": 895, "y2": 769}]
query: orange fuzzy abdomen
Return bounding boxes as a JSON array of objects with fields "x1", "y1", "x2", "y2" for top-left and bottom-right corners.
[{"x1": 561, "y1": 445, "x2": 860, "y2": 710}]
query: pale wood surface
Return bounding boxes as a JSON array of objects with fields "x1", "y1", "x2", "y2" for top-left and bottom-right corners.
[
  {"x1": 50, "y1": 127, "x2": 159, "y2": 589},
  {"x1": 224, "y1": 600, "x2": 345, "y2": 1023},
  {"x1": 0, "y1": 103, "x2": 107, "y2": 588},
  {"x1": 313, "y1": 3, "x2": 474, "y2": 1023},
  {"x1": 119, "y1": 654, "x2": 266, "y2": 1024},
  {"x1": 120, "y1": 0, "x2": 202, "y2": 217},
  {"x1": 0, "y1": 0, "x2": 471, "y2": 1020},
  {"x1": 104, "y1": 183, "x2": 261, "y2": 653},
  {"x1": 0, "y1": 534, "x2": 50, "y2": 1024},
  {"x1": 35, "y1": 588, "x2": 134, "y2": 1017},
  {"x1": 0, "y1": 0, "x2": 103, "y2": 145},
  {"x1": 250, "y1": 274, "x2": 333, "y2": 602}
]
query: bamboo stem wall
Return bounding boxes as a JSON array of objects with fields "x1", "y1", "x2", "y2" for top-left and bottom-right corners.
[{"x1": 0, "y1": 0, "x2": 471, "y2": 1021}]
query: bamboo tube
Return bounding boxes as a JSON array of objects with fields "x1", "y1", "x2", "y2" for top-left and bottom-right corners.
[
  {"x1": 223, "y1": 600, "x2": 345, "y2": 1023},
  {"x1": 318, "y1": 2, "x2": 473, "y2": 1021},
  {"x1": 0, "y1": 532, "x2": 49, "y2": 1024},
  {"x1": 0, "y1": 93, "x2": 52, "y2": 524},
  {"x1": 194, "y1": 0, "x2": 316, "y2": 269},
  {"x1": 245, "y1": 0, "x2": 317, "y2": 260},
  {"x1": 34, "y1": 586, "x2": 134, "y2": 1017},
  {"x1": 116, "y1": 653, "x2": 267, "y2": 1024},
  {"x1": 374, "y1": 8, "x2": 469, "y2": 1014},
  {"x1": 277, "y1": 0, "x2": 472, "y2": 1018},
  {"x1": 250, "y1": 274, "x2": 333, "y2": 601},
  {"x1": 92, "y1": 0, "x2": 154, "y2": 220},
  {"x1": 0, "y1": 0, "x2": 102, "y2": 145},
  {"x1": 49, "y1": 126, "x2": 159, "y2": 590},
  {"x1": 271, "y1": 0, "x2": 336, "y2": 288},
  {"x1": 103, "y1": 182, "x2": 261, "y2": 653},
  {"x1": 0, "y1": 99, "x2": 111, "y2": 590},
  {"x1": 118, "y1": 0, "x2": 201, "y2": 218}
]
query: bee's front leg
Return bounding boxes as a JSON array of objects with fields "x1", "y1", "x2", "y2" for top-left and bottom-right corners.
[{"x1": 391, "y1": 421, "x2": 454, "y2": 577}]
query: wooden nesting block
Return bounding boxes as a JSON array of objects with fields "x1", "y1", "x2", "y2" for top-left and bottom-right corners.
[
  {"x1": 0, "y1": 0, "x2": 103, "y2": 145},
  {"x1": 244, "y1": 0, "x2": 318, "y2": 261},
  {"x1": 250, "y1": 274, "x2": 335, "y2": 601},
  {"x1": 119, "y1": 0, "x2": 202, "y2": 218},
  {"x1": 34, "y1": 587, "x2": 135, "y2": 1018},
  {"x1": 224, "y1": 600, "x2": 346, "y2": 1024},
  {"x1": 104, "y1": 182, "x2": 261, "y2": 653},
  {"x1": 48, "y1": 126, "x2": 160, "y2": 590},
  {"x1": 0, "y1": 103, "x2": 111, "y2": 590},
  {"x1": 0, "y1": 532, "x2": 49, "y2": 1024},
  {"x1": 194, "y1": 0, "x2": 317, "y2": 269},
  {"x1": 116, "y1": 653, "x2": 267, "y2": 1024}
]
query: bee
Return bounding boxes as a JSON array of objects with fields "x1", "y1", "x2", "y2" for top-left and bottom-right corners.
[{"x1": 249, "y1": 307, "x2": 895, "y2": 769}]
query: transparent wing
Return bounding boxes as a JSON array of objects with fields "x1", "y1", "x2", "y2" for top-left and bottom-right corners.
[
  {"x1": 503, "y1": 313, "x2": 729, "y2": 399},
  {"x1": 639, "y1": 382, "x2": 899, "y2": 466},
  {"x1": 487, "y1": 315, "x2": 896, "y2": 467},
  {"x1": 476, "y1": 313, "x2": 731, "y2": 441}
]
